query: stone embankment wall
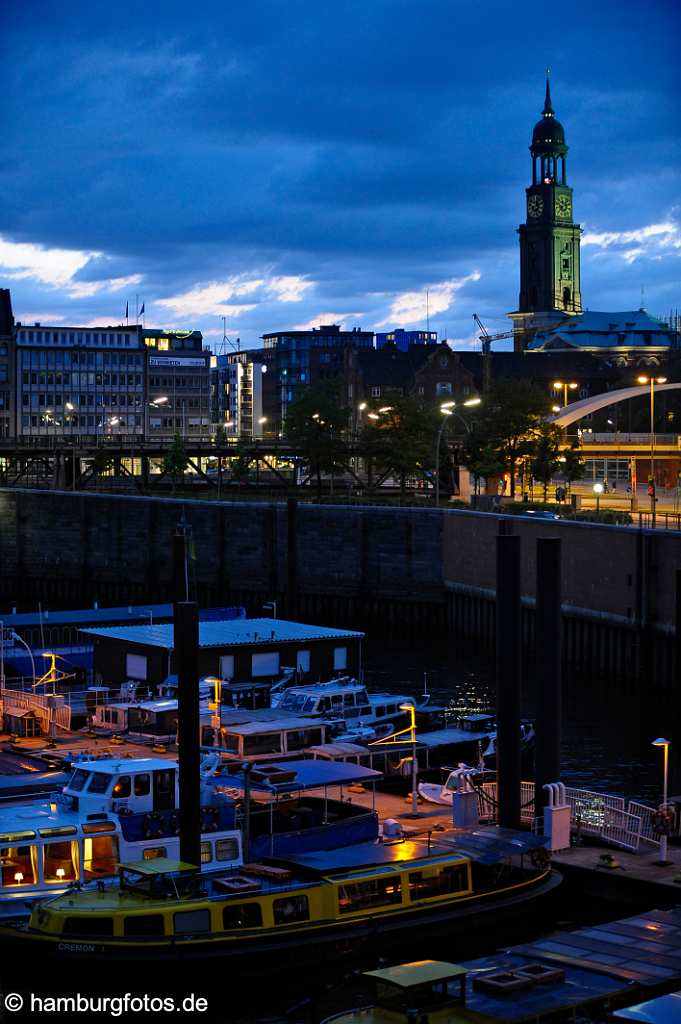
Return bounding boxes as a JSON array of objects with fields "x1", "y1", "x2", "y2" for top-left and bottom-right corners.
[{"x1": 0, "y1": 489, "x2": 678, "y2": 682}]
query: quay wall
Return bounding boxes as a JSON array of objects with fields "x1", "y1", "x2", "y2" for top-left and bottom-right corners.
[{"x1": 0, "y1": 488, "x2": 678, "y2": 683}]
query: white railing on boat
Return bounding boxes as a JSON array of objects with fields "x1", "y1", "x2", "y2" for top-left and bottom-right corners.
[
  {"x1": 471, "y1": 780, "x2": 652, "y2": 852},
  {"x1": 0, "y1": 686, "x2": 72, "y2": 732}
]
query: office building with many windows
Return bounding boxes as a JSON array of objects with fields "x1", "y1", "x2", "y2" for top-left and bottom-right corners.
[
  {"x1": 14, "y1": 322, "x2": 145, "y2": 437},
  {"x1": 144, "y1": 329, "x2": 211, "y2": 437},
  {"x1": 262, "y1": 324, "x2": 374, "y2": 429},
  {"x1": 211, "y1": 351, "x2": 267, "y2": 439}
]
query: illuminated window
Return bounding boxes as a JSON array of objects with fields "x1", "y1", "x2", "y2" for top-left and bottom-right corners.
[
  {"x1": 157, "y1": 339, "x2": 169, "y2": 351},
  {"x1": 144, "y1": 338, "x2": 157, "y2": 348}
]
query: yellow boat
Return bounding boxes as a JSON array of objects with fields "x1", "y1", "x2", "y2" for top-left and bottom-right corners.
[{"x1": 0, "y1": 829, "x2": 559, "y2": 965}]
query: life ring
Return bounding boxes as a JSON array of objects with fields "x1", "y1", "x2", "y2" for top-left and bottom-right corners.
[{"x1": 142, "y1": 811, "x2": 165, "y2": 840}]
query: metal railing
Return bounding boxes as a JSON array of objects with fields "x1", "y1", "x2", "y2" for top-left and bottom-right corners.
[{"x1": 628, "y1": 800, "x2": 661, "y2": 847}]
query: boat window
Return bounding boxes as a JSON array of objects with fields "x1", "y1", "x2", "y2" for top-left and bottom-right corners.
[
  {"x1": 243, "y1": 733, "x2": 282, "y2": 756},
  {"x1": 63, "y1": 917, "x2": 113, "y2": 937},
  {"x1": 374, "y1": 706, "x2": 385, "y2": 718},
  {"x1": 143, "y1": 847, "x2": 168, "y2": 861},
  {"x1": 331, "y1": 694, "x2": 343, "y2": 708},
  {"x1": 38, "y1": 826, "x2": 77, "y2": 838},
  {"x1": 83, "y1": 836, "x2": 119, "y2": 879},
  {"x1": 222, "y1": 903, "x2": 262, "y2": 929},
  {"x1": 359, "y1": 706, "x2": 371, "y2": 715},
  {"x1": 409, "y1": 865, "x2": 469, "y2": 901},
  {"x1": 123, "y1": 914, "x2": 165, "y2": 937},
  {"x1": 215, "y1": 838, "x2": 239, "y2": 862},
  {"x1": 343, "y1": 693, "x2": 355, "y2": 706},
  {"x1": 112, "y1": 776, "x2": 131, "y2": 798},
  {"x1": 44, "y1": 840, "x2": 78, "y2": 883},
  {"x1": 319, "y1": 697, "x2": 332, "y2": 712},
  {"x1": 302, "y1": 697, "x2": 317, "y2": 713},
  {"x1": 221, "y1": 733, "x2": 240, "y2": 753},
  {"x1": 286, "y1": 728, "x2": 323, "y2": 752},
  {"x1": 87, "y1": 772, "x2": 111, "y2": 794},
  {"x1": 357, "y1": 690, "x2": 369, "y2": 704},
  {"x1": 134, "y1": 774, "x2": 151, "y2": 797},
  {"x1": 345, "y1": 708, "x2": 360, "y2": 719},
  {"x1": 200, "y1": 842, "x2": 212, "y2": 864},
  {"x1": 0, "y1": 845, "x2": 37, "y2": 886},
  {"x1": 0, "y1": 831, "x2": 35, "y2": 843},
  {"x1": 82, "y1": 821, "x2": 116, "y2": 834},
  {"x1": 338, "y1": 876, "x2": 402, "y2": 914},
  {"x1": 273, "y1": 895, "x2": 309, "y2": 925},
  {"x1": 174, "y1": 909, "x2": 211, "y2": 935},
  {"x1": 68, "y1": 769, "x2": 90, "y2": 792}
]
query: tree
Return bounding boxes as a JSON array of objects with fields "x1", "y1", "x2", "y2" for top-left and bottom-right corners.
[
  {"x1": 162, "y1": 433, "x2": 189, "y2": 494},
  {"x1": 214, "y1": 423, "x2": 228, "y2": 446},
  {"x1": 462, "y1": 378, "x2": 551, "y2": 497},
  {"x1": 361, "y1": 396, "x2": 441, "y2": 498},
  {"x1": 562, "y1": 437, "x2": 585, "y2": 493},
  {"x1": 531, "y1": 424, "x2": 563, "y2": 501},
  {"x1": 284, "y1": 384, "x2": 348, "y2": 499},
  {"x1": 229, "y1": 440, "x2": 252, "y2": 485}
]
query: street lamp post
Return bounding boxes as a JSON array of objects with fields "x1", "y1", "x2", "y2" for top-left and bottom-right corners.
[
  {"x1": 434, "y1": 404, "x2": 455, "y2": 507},
  {"x1": 593, "y1": 481, "x2": 604, "y2": 513},
  {"x1": 637, "y1": 375, "x2": 667, "y2": 519},
  {"x1": 399, "y1": 702, "x2": 419, "y2": 816},
  {"x1": 652, "y1": 737, "x2": 671, "y2": 864},
  {"x1": 553, "y1": 380, "x2": 578, "y2": 408}
]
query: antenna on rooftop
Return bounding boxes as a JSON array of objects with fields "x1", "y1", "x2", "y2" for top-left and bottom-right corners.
[
  {"x1": 216, "y1": 316, "x2": 241, "y2": 356},
  {"x1": 426, "y1": 289, "x2": 430, "y2": 336},
  {"x1": 640, "y1": 285, "x2": 645, "y2": 310}
]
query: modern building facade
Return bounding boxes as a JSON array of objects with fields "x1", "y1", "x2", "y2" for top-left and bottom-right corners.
[
  {"x1": 262, "y1": 324, "x2": 374, "y2": 429},
  {"x1": 0, "y1": 290, "x2": 14, "y2": 439},
  {"x1": 375, "y1": 328, "x2": 438, "y2": 351},
  {"x1": 211, "y1": 351, "x2": 266, "y2": 438},
  {"x1": 144, "y1": 329, "x2": 211, "y2": 437},
  {"x1": 14, "y1": 322, "x2": 145, "y2": 437}
]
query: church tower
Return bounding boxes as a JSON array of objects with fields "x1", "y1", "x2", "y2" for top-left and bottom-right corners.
[{"x1": 511, "y1": 75, "x2": 582, "y2": 351}]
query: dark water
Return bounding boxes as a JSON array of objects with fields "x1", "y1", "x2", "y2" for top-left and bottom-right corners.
[{"x1": 363, "y1": 636, "x2": 664, "y2": 806}]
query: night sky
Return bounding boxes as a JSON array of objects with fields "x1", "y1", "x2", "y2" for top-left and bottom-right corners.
[{"x1": 2, "y1": 0, "x2": 679, "y2": 350}]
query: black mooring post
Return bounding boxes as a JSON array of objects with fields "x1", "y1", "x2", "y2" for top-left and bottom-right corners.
[
  {"x1": 535, "y1": 538, "x2": 562, "y2": 814},
  {"x1": 175, "y1": 599, "x2": 201, "y2": 867},
  {"x1": 173, "y1": 530, "x2": 189, "y2": 604},
  {"x1": 670, "y1": 569, "x2": 681, "y2": 795},
  {"x1": 287, "y1": 497, "x2": 298, "y2": 617},
  {"x1": 496, "y1": 533, "x2": 521, "y2": 829}
]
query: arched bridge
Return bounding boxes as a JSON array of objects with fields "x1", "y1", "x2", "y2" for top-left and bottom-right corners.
[{"x1": 549, "y1": 382, "x2": 681, "y2": 427}]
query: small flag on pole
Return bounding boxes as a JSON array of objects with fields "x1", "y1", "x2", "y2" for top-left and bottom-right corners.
[
  {"x1": 125, "y1": 301, "x2": 129, "y2": 319},
  {"x1": 138, "y1": 303, "x2": 145, "y2": 317}
]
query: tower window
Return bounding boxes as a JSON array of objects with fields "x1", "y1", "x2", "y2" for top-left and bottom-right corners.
[{"x1": 563, "y1": 288, "x2": 571, "y2": 309}]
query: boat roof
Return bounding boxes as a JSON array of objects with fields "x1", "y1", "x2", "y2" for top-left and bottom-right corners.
[
  {"x1": 365, "y1": 960, "x2": 468, "y2": 989},
  {"x1": 438, "y1": 826, "x2": 550, "y2": 863},
  {"x1": 277, "y1": 838, "x2": 463, "y2": 876},
  {"x1": 416, "y1": 726, "x2": 494, "y2": 747},
  {"x1": 69, "y1": 757, "x2": 174, "y2": 774},
  {"x1": 219, "y1": 759, "x2": 381, "y2": 792},
  {"x1": 613, "y1": 991, "x2": 681, "y2": 1021},
  {"x1": 81, "y1": 618, "x2": 364, "y2": 649},
  {"x1": 120, "y1": 858, "x2": 196, "y2": 876},
  {"x1": 220, "y1": 715, "x2": 327, "y2": 736},
  {"x1": 309, "y1": 742, "x2": 371, "y2": 757}
]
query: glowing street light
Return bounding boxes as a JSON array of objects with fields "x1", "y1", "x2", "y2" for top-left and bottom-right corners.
[
  {"x1": 463, "y1": 397, "x2": 482, "y2": 407},
  {"x1": 593, "y1": 481, "x2": 604, "y2": 513},
  {"x1": 553, "y1": 380, "x2": 578, "y2": 407}
]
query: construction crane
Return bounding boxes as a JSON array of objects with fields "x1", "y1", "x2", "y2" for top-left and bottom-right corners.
[{"x1": 473, "y1": 315, "x2": 515, "y2": 392}]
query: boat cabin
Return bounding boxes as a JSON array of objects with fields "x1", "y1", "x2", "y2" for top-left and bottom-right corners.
[
  {"x1": 362, "y1": 961, "x2": 468, "y2": 1017},
  {"x1": 278, "y1": 680, "x2": 372, "y2": 720},
  {"x1": 217, "y1": 713, "x2": 328, "y2": 760}
]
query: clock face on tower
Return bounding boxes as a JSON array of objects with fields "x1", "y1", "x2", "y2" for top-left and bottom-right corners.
[
  {"x1": 527, "y1": 195, "x2": 544, "y2": 218},
  {"x1": 555, "y1": 195, "x2": 572, "y2": 220}
]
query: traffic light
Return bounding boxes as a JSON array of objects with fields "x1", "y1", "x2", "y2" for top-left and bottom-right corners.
[{"x1": 648, "y1": 477, "x2": 656, "y2": 498}]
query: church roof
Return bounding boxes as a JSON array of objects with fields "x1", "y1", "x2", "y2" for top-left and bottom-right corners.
[
  {"x1": 531, "y1": 73, "x2": 567, "y2": 155},
  {"x1": 528, "y1": 310, "x2": 674, "y2": 350}
]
